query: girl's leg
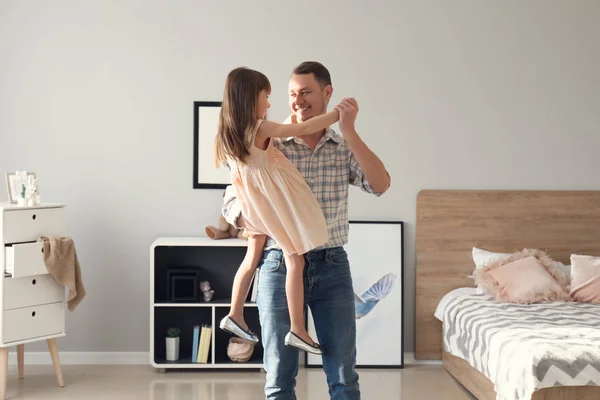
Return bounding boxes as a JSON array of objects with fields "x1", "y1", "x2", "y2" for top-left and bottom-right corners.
[
  {"x1": 283, "y1": 253, "x2": 317, "y2": 346},
  {"x1": 228, "y1": 234, "x2": 267, "y2": 330}
]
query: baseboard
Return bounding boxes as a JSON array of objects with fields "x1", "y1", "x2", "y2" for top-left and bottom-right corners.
[
  {"x1": 403, "y1": 352, "x2": 442, "y2": 365},
  {"x1": 8, "y1": 352, "x2": 149, "y2": 365},
  {"x1": 7, "y1": 351, "x2": 441, "y2": 366}
]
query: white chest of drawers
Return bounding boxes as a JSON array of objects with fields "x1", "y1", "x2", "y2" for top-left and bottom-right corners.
[{"x1": 0, "y1": 203, "x2": 67, "y2": 399}]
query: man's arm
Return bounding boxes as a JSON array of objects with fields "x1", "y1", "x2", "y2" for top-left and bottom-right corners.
[
  {"x1": 346, "y1": 134, "x2": 390, "y2": 193},
  {"x1": 338, "y1": 98, "x2": 390, "y2": 194}
]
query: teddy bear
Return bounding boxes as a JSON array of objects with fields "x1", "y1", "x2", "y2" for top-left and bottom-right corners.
[
  {"x1": 205, "y1": 215, "x2": 246, "y2": 240},
  {"x1": 206, "y1": 188, "x2": 247, "y2": 240},
  {"x1": 199, "y1": 281, "x2": 215, "y2": 302}
]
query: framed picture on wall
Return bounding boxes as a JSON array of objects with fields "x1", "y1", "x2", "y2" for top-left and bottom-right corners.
[
  {"x1": 306, "y1": 220, "x2": 404, "y2": 368},
  {"x1": 193, "y1": 101, "x2": 230, "y2": 189}
]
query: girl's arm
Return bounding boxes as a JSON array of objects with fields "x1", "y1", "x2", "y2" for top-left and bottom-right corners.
[{"x1": 256, "y1": 109, "x2": 339, "y2": 139}]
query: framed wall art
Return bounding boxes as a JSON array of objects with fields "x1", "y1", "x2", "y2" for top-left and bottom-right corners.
[
  {"x1": 306, "y1": 220, "x2": 404, "y2": 368},
  {"x1": 193, "y1": 101, "x2": 230, "y2": 189}
]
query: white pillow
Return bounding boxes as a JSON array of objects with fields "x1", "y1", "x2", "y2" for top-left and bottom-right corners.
[
  {"x1": 472, "y1": 247, "x2": 511, "y2": 269},
  {"x1": 472, "y1": 247, "x2": 511, "y2": 294},
  {"x1": 471, "y1": 247, "x2": 570, "y2": 294},
  {"x1": 554, "y1": 261, "x2": 571, "y2": 281}
]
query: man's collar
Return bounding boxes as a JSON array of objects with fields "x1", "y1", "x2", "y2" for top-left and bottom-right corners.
[{"x1": 282, "y1": 127, "x2": 342, "y2": 145}]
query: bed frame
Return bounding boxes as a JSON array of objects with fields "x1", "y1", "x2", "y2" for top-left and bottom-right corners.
[{"x1": 415, "y1": 190, "x2": 600, "y2": 400}]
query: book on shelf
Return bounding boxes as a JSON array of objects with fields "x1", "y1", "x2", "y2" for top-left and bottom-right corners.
[
  {"x1": 196, "y1": 325, "x2": 212, "y2": 364},
  {"x1": 191, "y1": 325, "x2": 200, "y2": 362}
]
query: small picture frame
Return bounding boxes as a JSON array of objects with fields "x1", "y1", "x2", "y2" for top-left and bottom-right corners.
[{"x1": 4, "y1": 171, "x2": 36, "y2": 204}]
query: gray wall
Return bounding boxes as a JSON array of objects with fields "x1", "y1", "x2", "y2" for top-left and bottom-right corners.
[{"x1": 1, "y1": 1, "x2": 599, "y2": 354}]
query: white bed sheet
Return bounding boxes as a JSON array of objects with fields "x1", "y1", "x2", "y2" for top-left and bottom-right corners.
[{"x1": 434, "y1": 287, "x2": 480, "y2": 321}]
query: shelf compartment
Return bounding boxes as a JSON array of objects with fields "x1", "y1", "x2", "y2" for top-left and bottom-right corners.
[
  {"x1": 214, "y1": 307, "x2": 263, "y2": 365},
  {"x1": 153, "y1": 307, "x2": 213, "y2": 364},
  {"x1": 153, "y1": 245, "x2": 249, "y2": 304}
]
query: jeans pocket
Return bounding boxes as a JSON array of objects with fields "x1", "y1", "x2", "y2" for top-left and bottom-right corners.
[
  {"x1": 260, "y1": 250, "x2": 283, "y2": 272},
  {"x1": 326, "y1": 247, "x2": 349, "y2": 266}
]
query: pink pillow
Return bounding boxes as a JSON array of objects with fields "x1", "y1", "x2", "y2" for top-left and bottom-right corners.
[
  {"x1": 473, "y1": 249, "x2": 571, "y2": 304},
  {"x1": 569, "y1": 254, "x2": 600, "y2": 304}
]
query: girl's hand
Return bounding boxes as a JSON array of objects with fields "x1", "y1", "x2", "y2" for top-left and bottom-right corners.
[{"x1": 335, "y1": 98, "x2": 359, "y2": 137}]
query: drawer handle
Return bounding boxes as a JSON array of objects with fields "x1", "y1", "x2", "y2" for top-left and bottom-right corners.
[
  {"x1": 32, "y1": 214, "x2": 37, "y2": 220},
  {"x1": 41, "y1": 248, "x2": 44, "y2": 253},
  {"x1": 32, "y1": 279, "x2": 36, "y2": 285},
  {"x1": 32, "y1": 311, "x2": 36, "y2": 317}
]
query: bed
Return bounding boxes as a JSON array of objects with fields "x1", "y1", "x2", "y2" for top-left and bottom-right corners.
[{"x1": 415, "y1": 190, "x2": 600, "y2": 400}]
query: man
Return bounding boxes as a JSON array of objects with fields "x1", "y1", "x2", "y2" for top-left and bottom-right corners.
[{"x1": 222, "y1": 61, "x2": 390, "y2": 400}]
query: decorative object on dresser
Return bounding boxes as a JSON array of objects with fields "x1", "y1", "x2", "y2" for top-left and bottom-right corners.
[
  {"x1": 4, "y1": 171, "x2": 38, "y2": 206},
  {"x1": 0, "y1": 203, "x2": 68, "y2": 400},
  {"x1": 193, "y1": 101, "x2": 229, "y2": 189},
  {"x1": 24, "y1": 175, "x2": 40, "y2": 206},
  {"x1": 305, "y1": 220, "x2": 405, "y2": 368},
  {"x1": 150, "y1": 237, "x2": 263, "y2": 370}
]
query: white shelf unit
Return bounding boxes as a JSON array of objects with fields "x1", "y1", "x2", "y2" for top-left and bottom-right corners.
[{"x1": 150, "y1": 237, "x2": 263, "y2": 370}]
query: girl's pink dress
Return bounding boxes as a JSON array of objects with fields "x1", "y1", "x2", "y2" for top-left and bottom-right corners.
[{"x1": 227, "y1": 119, "x2": 328, "y2": 256}]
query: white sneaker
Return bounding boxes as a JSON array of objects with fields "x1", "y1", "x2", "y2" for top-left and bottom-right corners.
[
  {"x1": 284, "y1": 332, "x2": 323, "y2": 355},
  {"x1": 219, "y1": 316, "x2": 259, "y2": 343}
]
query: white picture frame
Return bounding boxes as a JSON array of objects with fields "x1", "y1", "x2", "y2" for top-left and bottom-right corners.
[
  {"x1": 4, "y1": 171, "x2": 36, "y2": 204},
  {"x1": 193, "y1": 101, "x2": 231, "y2": 189},
  {"x1": 306, "y1": 220, "x2": 404, "y2": 368}
]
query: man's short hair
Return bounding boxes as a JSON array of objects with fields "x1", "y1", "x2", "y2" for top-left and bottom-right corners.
[{"x1": 292, "y1": 61, "x2": 332, "y2": 87}]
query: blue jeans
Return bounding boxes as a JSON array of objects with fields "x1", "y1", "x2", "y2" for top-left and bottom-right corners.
[{"x1": 256, "y1": 247, "x2": 360, "y2": 400}]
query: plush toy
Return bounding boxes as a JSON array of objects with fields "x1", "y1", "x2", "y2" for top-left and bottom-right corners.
[
  {"x1": 199, "y1": 281, "x2": 215, "y2": 302},
  {"x1": 205, "y1": 214, "x2": 245, "y2": 240},
  {"x1": 227, "y1": 337, "x2": 256, "y2": 362},
  {"x1": 25, "y1": 176, "x2": 40, "y2": 206}
]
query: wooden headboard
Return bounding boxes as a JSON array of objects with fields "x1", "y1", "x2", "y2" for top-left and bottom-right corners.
[{"x1": 415, "y1": 190, "x2": 600, "y2": 360}]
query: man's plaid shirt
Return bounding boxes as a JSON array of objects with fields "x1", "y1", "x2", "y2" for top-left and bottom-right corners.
[{"x1": 222, "y1": 127, "x2": 385, "y2": 251}]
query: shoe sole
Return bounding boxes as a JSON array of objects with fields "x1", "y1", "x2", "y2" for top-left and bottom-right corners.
[{"x1": 284, "y1": 340, "x2": 323, "y2": 355}]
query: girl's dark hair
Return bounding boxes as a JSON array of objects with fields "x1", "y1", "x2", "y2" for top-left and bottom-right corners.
[{"x1": 214, "y1": 67, "x2": 271, "y2": 166}]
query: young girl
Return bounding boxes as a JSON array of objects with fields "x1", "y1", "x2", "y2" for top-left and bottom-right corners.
[{"x1": 215, "y1": 67, "x2": 341, "y2": 355}]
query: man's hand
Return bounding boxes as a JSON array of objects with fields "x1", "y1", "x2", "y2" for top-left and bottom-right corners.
[
  {"x1": 237, "y1": 214, "x2": 248, "y2": 229},
  {"x1": 334, "y1": 98, "x2": 359, "y2": 138},
  {"x1": 335, "y1": 98, "x2": 390, "y2": 193}
]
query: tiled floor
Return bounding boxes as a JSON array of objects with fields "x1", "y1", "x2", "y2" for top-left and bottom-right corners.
[{"x1": 4, "y1": 364, "x2": 475, "y2": 399}]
